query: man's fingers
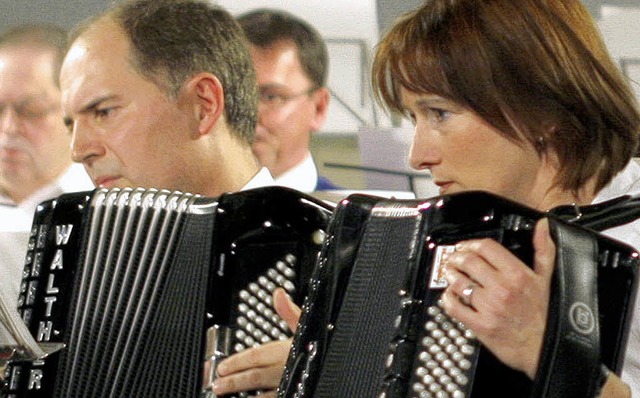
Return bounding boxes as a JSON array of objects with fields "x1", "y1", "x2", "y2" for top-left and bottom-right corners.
[
  {"x1": 217, "y1": 339, "x2": 292, "y2": 376},
  {"x1": 273, "y1": 287, "x2": 302, "y2": 332}
]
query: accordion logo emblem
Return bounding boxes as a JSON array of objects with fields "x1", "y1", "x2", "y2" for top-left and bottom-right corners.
[{"x1": 568, "y1": 301, "x2": 596, "y2": 335}]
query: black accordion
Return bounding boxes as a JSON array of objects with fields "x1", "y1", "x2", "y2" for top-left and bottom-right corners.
[
  {"x1": 278, "y1": 191, "x2": 639, "y2": 398},
  {"x1": 2, "y1": 186, "x2": 333, "y2": 397}
]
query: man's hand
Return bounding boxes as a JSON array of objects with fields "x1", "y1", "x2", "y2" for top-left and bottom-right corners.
[{"x1": 210, "y1": 288, "x2": 302, "y2": 397}]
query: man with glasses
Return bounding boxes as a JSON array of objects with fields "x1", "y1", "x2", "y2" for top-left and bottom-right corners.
[
  {"x1": 239, "y1": 9, "x2": 340, "y2": 193},
  {"x1": 0, "y1": 24, "x2": 92, "y2": 358}
]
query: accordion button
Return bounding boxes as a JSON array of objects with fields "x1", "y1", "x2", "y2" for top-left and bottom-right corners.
[
  {"x1": 422, "y1": 336, "x2": 435, "y2": 347},
  {"x1": 460, "y1": 344, "x2": 474, "y2": 355},
  {"x1": 445, "y1": 382, "x2": 458, "y2": 393},
  {"x1": 459, "y1": 359, "x2": 472, "y2": 370},
  {"x1": 426, "y1": 359, "x2": 437, "y2": 370},
  {"x1": 455, "y1": 373, "x2": 469, "y2": 385},
  {"x1": 421, "y1": 374, "x2": 435, "y2": 385},
  {"x1": 412, "y1": 383, "x2": 425, "y2": 392}
]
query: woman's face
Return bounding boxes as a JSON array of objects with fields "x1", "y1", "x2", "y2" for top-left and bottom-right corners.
[{"x1": 401, "y1": 88, "x2": 565, "y2": 210}]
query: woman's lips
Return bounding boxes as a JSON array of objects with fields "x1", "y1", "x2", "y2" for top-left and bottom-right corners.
[{"x1": 435, "y1": 181, "x2": 453, "y2": 194}]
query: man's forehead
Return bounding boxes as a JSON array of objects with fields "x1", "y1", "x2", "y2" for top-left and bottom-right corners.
[
  {"x1": 0, "y1": 49, "x2": 58, "y2": 99},
  {"x1": 60, "y1": 20, "x2": 130, "y2": 103}
]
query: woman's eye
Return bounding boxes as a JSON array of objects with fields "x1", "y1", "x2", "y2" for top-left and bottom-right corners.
[
  {"x1": 432, "y1": 108, "x2": 450, "y2": 122},
  {"x1": 406, "y1": 111, "x2": 416, "y2": 124}
]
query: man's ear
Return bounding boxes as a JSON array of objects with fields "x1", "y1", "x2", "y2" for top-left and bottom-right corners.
[
  {"x1": 309, "y1": 87, "x2": 330, "y2": 132},
  {"x1": 184, "y1": 72, "x2": 225, "y2": 136}
]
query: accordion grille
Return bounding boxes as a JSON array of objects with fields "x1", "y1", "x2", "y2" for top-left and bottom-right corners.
[
  {"x1": 313, "y1": 215, "x2": 419, "y2": 398},
  {"x1": 54, "y1": 188, "x2": 211, "y2": 398}
]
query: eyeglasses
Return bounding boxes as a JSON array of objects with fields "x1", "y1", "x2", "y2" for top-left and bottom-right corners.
[
  {"x1": 0, "y1": 99, "x2": 59, "y2": 123},
  {"x1": 258, "y1": 86, "x2": 318, "y2": 109}
]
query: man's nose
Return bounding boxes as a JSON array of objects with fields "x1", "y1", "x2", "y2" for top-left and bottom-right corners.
[
  {"x1": 0, "y1": 106, "x2": 22, "y2": 137},
  {"x1": 70, "y1": 122, "x2": 104, "y2": 164}
]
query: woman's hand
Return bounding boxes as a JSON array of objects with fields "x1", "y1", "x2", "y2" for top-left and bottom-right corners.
[{"x1": 440, "y1": 219, "x2": 556, "y2": 379}]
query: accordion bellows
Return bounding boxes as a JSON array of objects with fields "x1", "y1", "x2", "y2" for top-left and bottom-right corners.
[{"x1": 4, "y1": 186, "x2": 333, "y2": 398}]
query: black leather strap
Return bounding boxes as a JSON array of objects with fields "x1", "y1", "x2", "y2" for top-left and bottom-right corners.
[
  {"x1": 550, "y1": 194, "x2": 640, "y2": 231},
  {"x1": 531, "y1": 218, "x2": 601, "y2": 398}
]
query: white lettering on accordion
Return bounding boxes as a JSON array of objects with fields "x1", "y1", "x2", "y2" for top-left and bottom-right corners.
[
  {"x1": 8, "y1": 365, "x2": 22, "y2": 390},
  {"x1": 50, "y1": 249, "x2": 64, "y2": 270},
  {"x1": 44, "y1": 296, "x2": 57, "y2": 317},
  {"x1": 55, "y1": 224, "x2": 73, "y2": 246},
  {"x1": 27, "y1": 368, "x2": 43, "y2": 389},
  {"x1": 34, "y1": 223, "x2": 71, "y2": 343},
  {"x1": 37, "y1": 321, "x2": 53, "y2": 341},
  {"x1": 45, "y1": 274, "x2": 59, "y2": 295},
  {"x1": 12, "y1": 221, "x2": 74, "y2": 392}
]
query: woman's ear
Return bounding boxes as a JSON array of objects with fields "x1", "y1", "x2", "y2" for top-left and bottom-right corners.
[{"x1": 185, "y1": 72, "x2": 225, "y2": 136}]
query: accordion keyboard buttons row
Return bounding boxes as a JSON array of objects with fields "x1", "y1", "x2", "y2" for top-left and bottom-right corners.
[{"x1": 411, "y1": 301, "x2": 478, "y2": 398}]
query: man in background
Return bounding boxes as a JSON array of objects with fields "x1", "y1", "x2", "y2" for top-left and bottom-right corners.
[
  {"x1": 0, "y1": 25, "x2": 92, "y2": 346},
  {"x1": 239, "y1": 9, "x2": 340, "y2": 192},
  {"x1": 0, "y1": 24, "x2": 92, "y2": 231}
]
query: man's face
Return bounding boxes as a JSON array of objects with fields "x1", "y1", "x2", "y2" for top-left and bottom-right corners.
[
  {"x1": 249, "y1": 40, "x2": 328, "y2": 177},
  {"x1": 0, "y1": 46, "x2": 71, "y2": 193},
  {"x1": 60, "y1": 19, "x2": 198, "y2": 192}
]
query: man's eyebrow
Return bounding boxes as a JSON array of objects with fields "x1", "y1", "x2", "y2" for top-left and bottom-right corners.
[
  {"x1": 63, "y1": 95, "x2": 118, "y2": 127},
  {"x1": 79, "y1": 94, "x2": 117, "y2": 113},
  {"x1": 258, "y1": 83, "x2": 287, "y2": 91}
]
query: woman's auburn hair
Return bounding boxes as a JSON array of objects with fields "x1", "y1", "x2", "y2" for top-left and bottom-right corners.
[{"x1": 373, "y1": 0, "x2": 640, "y2": 194}]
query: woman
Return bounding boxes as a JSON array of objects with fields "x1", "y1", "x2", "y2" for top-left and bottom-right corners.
[
  {"x1": 212, "y1": 0, "x2": 640, "y2": 396},
  {"x1": 371, "y1": 0, "x2": 640, "y2": 396}
]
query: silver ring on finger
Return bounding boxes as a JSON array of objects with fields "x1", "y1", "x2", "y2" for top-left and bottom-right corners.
[{"x1": 459, "y1": 283, "x2": 476, "y2": 307}]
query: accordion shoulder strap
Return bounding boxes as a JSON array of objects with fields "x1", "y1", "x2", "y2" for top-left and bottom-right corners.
[
  {"x1": 550, "y1": 194, "x2": 640, "y2": 232},
  {"x1": 531, "y1": 218, "x2": 601, "y2": 398}
]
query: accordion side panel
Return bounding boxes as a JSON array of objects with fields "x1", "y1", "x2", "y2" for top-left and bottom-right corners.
[
  {"x1": 278, "y1": 195, "x2": 379, "y2": 398},
  {"x1": 592, "y1": 239, "x2": 639, "y2": 372},
  {"x1": 7, "y1": 191, "x2": 92, "y2": 397},
  {"x1": 313, "y1": 211, "x2": 421, "y2": 398}
]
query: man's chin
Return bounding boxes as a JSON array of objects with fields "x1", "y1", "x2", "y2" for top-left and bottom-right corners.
[{"x1": 252, "y1": 147, "x2": 277, "y2": 170}]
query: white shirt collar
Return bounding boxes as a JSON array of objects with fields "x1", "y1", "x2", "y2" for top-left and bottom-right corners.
[
  {"x1": 273, "y1": 153, "x2": 318, "y2": 193},
  {"x1": 593, "y1": 160, "x2": 640, "y2": 204},
  {"x1": 0, "y1": 163, "x2": 93, "y2": 213},
  {"x1": 241, "y1": 167, "x2": 276, "y2": 191}
]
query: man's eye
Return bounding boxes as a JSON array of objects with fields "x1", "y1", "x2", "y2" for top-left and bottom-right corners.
[
  {"x1": 260, "y1": 92, "x2": 283, "y2": 103},
  {"x1": 20, "y1": 105, "x2": 47, "y2": 118},
  {"x1": 95, "y1": 108, "x2": 113, "y2": 119}
]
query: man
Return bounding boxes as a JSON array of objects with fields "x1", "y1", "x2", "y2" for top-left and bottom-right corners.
[
  {"x1": 238, "y1": 9, "x2": 340, "y2": 192},
  {"x1": 61, "y1": 0, "x2": 273, "y2": 198},
  {"x1": 0, "y1": 25, "x2": 92, "y2": 347},
  {"x1": 0, "y1": 25, "x2": 92, "y2": 231}
]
